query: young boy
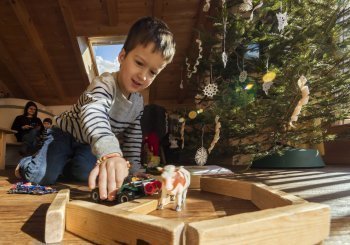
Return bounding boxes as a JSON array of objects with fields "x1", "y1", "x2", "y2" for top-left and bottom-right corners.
[
  {"x1": 38, "y1": 118, "x2": 52, "y2": 146},
  {"x1": 16, "y1": 16, "x2": 176, "y2": 201}
]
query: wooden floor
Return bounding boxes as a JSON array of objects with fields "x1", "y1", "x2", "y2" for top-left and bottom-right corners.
[{"x1": 0, "y1": 165, "x2": 349, "y2": 244}]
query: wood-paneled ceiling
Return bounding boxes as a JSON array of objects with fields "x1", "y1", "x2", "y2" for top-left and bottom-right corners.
[{"x1": 0, "y1": 0, "x2": 209, "y2": 107}]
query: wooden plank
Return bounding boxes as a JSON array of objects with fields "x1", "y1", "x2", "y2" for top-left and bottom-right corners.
[
  {"x1": 10, "y1": 0, "x2": 65, "y2": 99},
  {"x1": 66, "y1": 200, "x2": 184, "y2": 245},
  {"x1": 45, "y1": 189, "x2": 70, "y2": 244},
  {"x1": 251, "y1": 183, "x2": 307, "y2": 209},
  {"x1": 200, "y1": 177, "x2": 253, "y2": 200},
  {"x1": 187, "y1": 202, "x2": 331, "y2": 245},
  {"x1": 106, "y1": 0, "x2": 119, "y2": 26},
  {"x1": 112, "y1": 195, "x2": 160, "y2": 214}
]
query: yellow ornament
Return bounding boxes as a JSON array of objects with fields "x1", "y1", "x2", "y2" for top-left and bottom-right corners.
[
  {"x1": 179, "y1": 117, "x2": 185, "y2": 123},
  {"x1": 262, "y1": 71, "x2": 276, "y2": 83},
  {"x1": 244, "y1": 83, "x2": 254, "y2": 90},
  {"x1": 197, "y1": 108, "x2": 204, "y2": 114},
  {"x1": 188, "y1": 111, "x2": 197, "y2": 119}
]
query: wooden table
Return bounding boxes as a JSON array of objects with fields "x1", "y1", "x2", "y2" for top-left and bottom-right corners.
[{"x1": 0, "y1": 127, "x2": 17, "y2": 169}]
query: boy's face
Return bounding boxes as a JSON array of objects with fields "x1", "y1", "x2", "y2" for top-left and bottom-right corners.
[
  {"x1": 43, "y1": 122, "x2": 52, "y2": 129},
  {"x1": 117, "y1": 42, "x2": 168, "y2": 96}
]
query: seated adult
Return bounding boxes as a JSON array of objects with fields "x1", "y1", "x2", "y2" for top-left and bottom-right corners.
[{"x1": 11, "y1": 101, "x2": 43, "y2": 156}]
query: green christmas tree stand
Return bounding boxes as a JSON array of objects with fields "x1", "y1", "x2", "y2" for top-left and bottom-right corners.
[{"x1": 251, "y1": 148, "x2": 325, "y2": 168}]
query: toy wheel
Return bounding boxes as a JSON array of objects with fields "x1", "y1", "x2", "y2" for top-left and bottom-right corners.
[
  {"x1": 117, "y1": 191, "x2": 134, "y2": 203},
  {"x1": 91, "y1": 188, "x2": 100, "y2": 203},
  {"x1": 144, "y1": 182, "x2": 155, "y2": 195},
  {"x1": 154, "y1": 180, "x2": 162, "y2": 190}
]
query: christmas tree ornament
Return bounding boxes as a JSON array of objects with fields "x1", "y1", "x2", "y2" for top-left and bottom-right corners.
[
  {"x1": 276, "y1": 2, "x2": 288, "y2": 32},
  {"x1": 262, "y1": 71, "x2": 276, "y2": 83},
  {"x1": 169, "y1": 134, "x2": 179, "y2": 149},
  {"x1": 244, "y1": 82, "x2": 254, "y2": 90},
  {"x1": 178, "y1": 117, "x2": 185, "y2": 123},
  {"x1": 289, "y1": 75, "x2": 309, "y2": 128},
  {"x1": 195, "y1": 127, "x2": 208, "y2": 166},
  {"x1": 186, "y1": 38, "x2": 203, "y2": 78},
  {"x1": 197, "y1": 108, "x2": 204, "y2": 114},
  {"x1": 180, "y1": 119, "x2": 186, "y2": 149},
  {"x1": 248, "y1": 1, "x2": 264, "y2": 22},
  {"x1": 179, "y1": 68, "x2": 184, "y2": 89},
  {"x1": 188, "y1": 110, "x2": 197, "y2": 119},
  {"x1": 203, "y1": 0, "x2": 211, "y2": 12},
  {"x1": 195, "y1": 147, "x2": 208, "y2": 166},
  {"x1": 208, "y1": 116, "x2": 221, "y2": 154},
  {"x1": 203, "y1": 83, "x2": 219, "y2": 97},
  {"x1": 239, "y1": 70, "x2": 248, "y2": 83},
  {"x1": 195, "y1": 94, "x2": 204, "y2": 105},
  {"x1": 238, "y1": 56, "x2": 248, "y2": 82},
  {"x1": 262, "y1": 57, "x2": 276, "y2": 83},
  {"x1": 239, "y1": 0, "x2": 253, "y2": 12},
  {"x1": 221, "y1": 4, "x2": 228, "y2": 68},
  {"x1": 262, "y1": 81, "x2": 273, "y2": 95},
  {"x1": 222, "y1": 51, "x2": 228, "y2": 68}
]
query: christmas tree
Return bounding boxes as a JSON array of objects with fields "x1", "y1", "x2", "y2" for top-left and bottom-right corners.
[{"x1": 177, "y1": 0, "x2": 350, "y2": 166}]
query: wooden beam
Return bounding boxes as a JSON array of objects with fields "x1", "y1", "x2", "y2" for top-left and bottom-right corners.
[
  {"x1": 251, "y1": 183, "x2": 307, "y2": 210},
  {"x1": 75, "y1": 24, "x2": 130, "y2": 36},
  {"x1": 148, "y1": 0, "x2": 164, "y2": 103},
  {"x1": 45, "y1": 189, "x2": 70, "y2": 244},
  {"x1": 66, "y1": 200, "x2": 184, "y2": 245},
  {"x1": 10, "y1": 0, "x2": 65, "y2": 99},
  {"x1": 58, "y1": 0, "x2": 89, "y2": 86},
  {"x1": 112, "y1": 195, "x2": 168, "y2": 215},
  {"x1": 0, "y1": 39, "x2": 37, "y2": 99},
  {"x1": 187, "y1": 202, "x2": 330, "y2": 245},
  {"x1": 200, "y1": 177, "x2": 253, "y2": 200},
  {"x1": 152, "y1": 0, "x2": 163, "y2": 18},
  {"x1": 106, "y1": 0, "x2": 119, "y2": 26}
]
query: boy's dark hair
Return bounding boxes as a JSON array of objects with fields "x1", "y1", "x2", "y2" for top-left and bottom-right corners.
[
  {"x1": 23, "y1": 101, "x2": 38, "y2": 117},
  {"x1": 123, "y1": 16, "x2": 176, "y2": 63},
  {"x1": 43, "y1": 118, "x2": 52, "y2": 124}
]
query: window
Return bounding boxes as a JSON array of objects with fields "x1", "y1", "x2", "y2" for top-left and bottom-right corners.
[{"x1": 89, "y1": 36, "x2": 126, "y2": 75}]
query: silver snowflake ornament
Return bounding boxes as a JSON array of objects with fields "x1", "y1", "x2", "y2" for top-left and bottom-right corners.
[
  {"x1": 195, "y1": 147, "x2": 208, "y2": 166},
  {"x1": 276, "y1": 12, "x2": 288, "y2": 32},
  {"x1": 203, "y1": 83, "x2": 219, "y2": 98}
]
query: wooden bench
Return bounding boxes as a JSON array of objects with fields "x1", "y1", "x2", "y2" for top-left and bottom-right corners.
[{"x1": 0, "y1": 127, "x2": 17, "y2": 170}]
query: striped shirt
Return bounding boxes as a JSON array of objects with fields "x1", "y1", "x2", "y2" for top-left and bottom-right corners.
[{"x1": 55, "y1": 72, "x2": 143, "y2": 173}]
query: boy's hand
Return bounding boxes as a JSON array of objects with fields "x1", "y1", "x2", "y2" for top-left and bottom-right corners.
[{"x1": 88, "y1": 156, "x2": 129, "y2": 201}]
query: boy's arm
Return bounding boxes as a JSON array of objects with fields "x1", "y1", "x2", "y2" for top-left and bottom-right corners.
[
  {"x1": 122, "y1": 110, "x2": 143, "y2": 173},
  {"x1": 79, "y1": 74, "x2": 122, "y2": 158}
]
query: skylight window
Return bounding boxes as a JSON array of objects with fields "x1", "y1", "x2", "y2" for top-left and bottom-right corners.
[
  {"x1": 92, "y1": 44, "x2": 123, "y2": 75},
  {"x1": 89, "y1": 36, "x2": 126, "y2": 76}
]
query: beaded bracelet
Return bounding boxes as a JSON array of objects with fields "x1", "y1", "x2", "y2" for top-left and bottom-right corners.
[
  {"x1": 96, "y1": 153, "x2": 121, "y2": 165},
  {"x1": 95, "y1": 153, "x2": 131, "y2": 169}
]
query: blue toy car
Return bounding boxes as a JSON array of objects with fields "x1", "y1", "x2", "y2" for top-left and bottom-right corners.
[{"x1": 7, "y1": 182, "x2": 57, "y2": 195}]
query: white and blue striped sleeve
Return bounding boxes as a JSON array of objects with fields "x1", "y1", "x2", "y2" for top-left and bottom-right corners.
[{"x1": 80, "y1": 73, "x2": 122, "y2": 158}]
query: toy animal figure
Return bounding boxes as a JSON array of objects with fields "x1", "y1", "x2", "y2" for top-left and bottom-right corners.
[{"x1": 157, "y1": 165, "x2": 191, "y2": 211}]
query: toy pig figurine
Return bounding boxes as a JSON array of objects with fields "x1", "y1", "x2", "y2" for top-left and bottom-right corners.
[{"x1": 157, "y1": 165, "x2": 191, "y2": 211}]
